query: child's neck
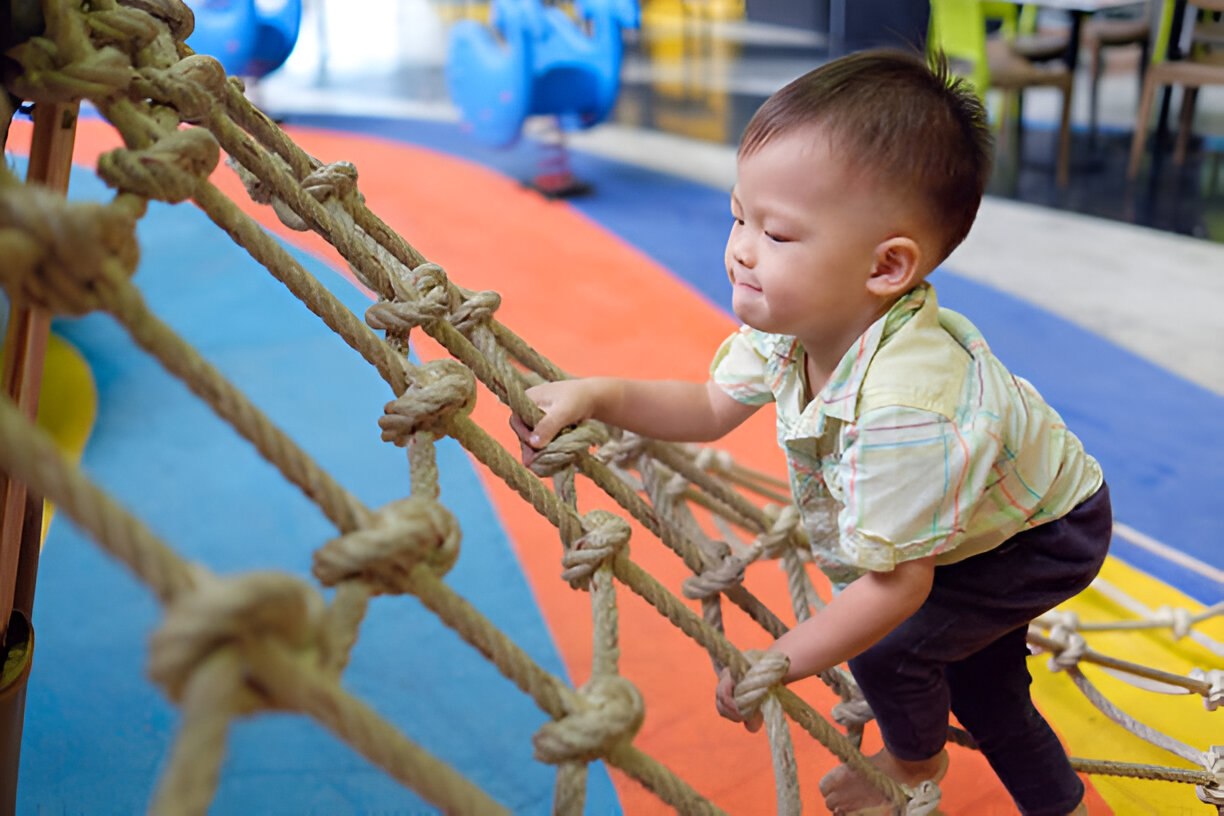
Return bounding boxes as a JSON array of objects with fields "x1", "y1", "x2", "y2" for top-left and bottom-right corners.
[
  {"x1": 799, "y1": 295, "x2": 900, "y2": 399},
  {"x1": 803, "y1": 352, "x2": 832, "y2": 402}
]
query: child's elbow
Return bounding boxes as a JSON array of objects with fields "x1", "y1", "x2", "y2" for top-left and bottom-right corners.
[
  {"x1": 892, "y1": 555, "x2": 936, "y2": 610},
  {"x1": 703, "y1": 381, "x2": 759, "y2": 439}
]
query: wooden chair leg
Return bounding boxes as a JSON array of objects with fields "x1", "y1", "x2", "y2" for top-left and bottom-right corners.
[
  {"x1": 1088, "y1": 40, "x2": 1103, "y2": 141},
  {"x1": 1174, "y1": 85, "x2": 1198, "y2": 164},
  {"x1": 1056, "y1": 82, "x2": 1072, "y2": 188},
  {"x1": 1128, "y1": 69, "x2": 1162, "y2": 179},
  {"x1": 1013, "y1": 91, "x2": 1026, "y2": 163}
]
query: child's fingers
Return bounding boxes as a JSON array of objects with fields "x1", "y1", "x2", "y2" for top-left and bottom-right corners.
[
  {"x1": 716, "y1": 670, "x2": 764, "y2": 732},
  {"x1": 714, "y1": 670, "x2": 742, "y2": 722},
  {"x1": 529, "y1": 409, "x2": 580, "y2": 450},
  {"x1": 508, "y1": 414, "x2": 541, "y2": 466},
  {"x1": 509, "y1": 413, "x2": 534, "y2": 444}
]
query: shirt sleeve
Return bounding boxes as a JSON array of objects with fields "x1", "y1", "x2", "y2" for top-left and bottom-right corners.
[
  {"x1": 709, "y1": 326, "x2": 779, "y2": 406},
  {"x1": 832, "y1": 404, "x2": 999, "y2": 572}
]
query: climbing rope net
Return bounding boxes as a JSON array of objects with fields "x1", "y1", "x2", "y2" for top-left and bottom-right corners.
[{"x1": 0, "y1": 1, "x2": 1220, "y2": 813}]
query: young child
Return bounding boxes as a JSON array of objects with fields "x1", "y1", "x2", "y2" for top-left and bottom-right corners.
[{"x1": 511, "y1": 49, "x2": 1109, "y2": 816}]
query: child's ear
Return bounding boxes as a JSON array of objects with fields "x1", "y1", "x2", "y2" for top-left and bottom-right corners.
[{"x1": 866, "y1": 236, "x2": 922, "y2": 297}]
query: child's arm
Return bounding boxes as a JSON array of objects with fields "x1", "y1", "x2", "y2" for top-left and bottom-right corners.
[
  {"x1": 514, "y1": 377, "x2": 760, "y2": 455},
  {"x1": 716, "y1": 554, "x2": 936, "y2": 730}
]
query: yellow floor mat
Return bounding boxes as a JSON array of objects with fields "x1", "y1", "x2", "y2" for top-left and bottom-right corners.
[{"x1": 1031, "y1": 556, "x2": 1222, "y2": 814}]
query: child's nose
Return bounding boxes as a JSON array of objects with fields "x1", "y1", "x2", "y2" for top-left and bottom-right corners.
[{"x1": 730, "y1": 233, "x2": 755, "y2": 267}]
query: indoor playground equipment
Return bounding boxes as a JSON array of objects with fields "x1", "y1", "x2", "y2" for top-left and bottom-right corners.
[
  {"x1": 1, "y1": 1, "x2": 1222, "y2": 814},
  {"x1": 447, "y1": 0, "x2": 640, "y2": 194},
  {"x1": 183, "y1": 0, "x2": 302, "y2": 79}
]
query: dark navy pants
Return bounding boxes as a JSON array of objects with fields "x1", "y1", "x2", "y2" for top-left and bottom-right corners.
[{"x1": 848, "y1": 483, "x2": 1112, "y2": 816}]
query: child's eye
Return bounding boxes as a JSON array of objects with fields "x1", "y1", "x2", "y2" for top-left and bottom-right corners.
[{"x1": 766, "y1": 231, "x2": 791, "y2": 243}]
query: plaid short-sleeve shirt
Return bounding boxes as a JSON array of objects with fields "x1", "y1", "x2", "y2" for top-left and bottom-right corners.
[{"x1": 710, "y1": 283, "x2": 1103, "y2": 587}]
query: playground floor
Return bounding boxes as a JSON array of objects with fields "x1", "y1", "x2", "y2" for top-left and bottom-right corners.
[{"x1": 6, "y1": 5, "x2": 1223, "y2": 815}]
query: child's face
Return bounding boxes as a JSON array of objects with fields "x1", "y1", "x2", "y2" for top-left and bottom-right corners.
[{"x1": 726, "y1": 126, "x2": 898, "y2": 351}]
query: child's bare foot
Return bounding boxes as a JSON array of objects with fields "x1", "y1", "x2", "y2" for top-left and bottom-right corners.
[{"x1": 819, "y1": 747, "x2": 948, "y2": 815}]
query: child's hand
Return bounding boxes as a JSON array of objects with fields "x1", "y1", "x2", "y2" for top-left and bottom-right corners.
[
  {"x1": 715, "y1": 668, "x2": 763, "y2": 732},
  {"x1": 509, "y1": 379, "x2": 603, "y2": 466}
]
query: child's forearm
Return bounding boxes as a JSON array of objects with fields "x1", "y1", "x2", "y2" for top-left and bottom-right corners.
[
  {"x1": 589, "y1": 378, "x2": 755, "y2": 442},
  {"x1": 522, "y1": 377, "x2": 757, "y2": 449},
  {"x1": 770, "y1": 555, "x2": 936, "y2": 682}
]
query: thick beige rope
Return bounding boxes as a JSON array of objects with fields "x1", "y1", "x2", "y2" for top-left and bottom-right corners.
[{"x1": 5, "y1": 3, "x2": 1217, "y2": 813}]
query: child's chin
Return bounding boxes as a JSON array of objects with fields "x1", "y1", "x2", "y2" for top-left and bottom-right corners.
[{"x1": 731, "y1": 299, "x2": 767, "y2": 330}]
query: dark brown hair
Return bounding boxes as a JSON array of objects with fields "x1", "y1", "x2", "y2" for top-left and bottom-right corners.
[{"x1": 739, "y1": 49, "x2": 993, "y2": 262}]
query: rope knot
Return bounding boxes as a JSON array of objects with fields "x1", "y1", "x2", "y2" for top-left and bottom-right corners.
[
  {"x1": 0, "y1": 187, "x2": 140, "y2": 316},
  {"x1": 730, "y1": 650, "x2": 790, "y2": 723},
  {"x1": 7, "y1": 39, "x2": 134, "y2": 104},
  {"x1": 97, "y1": 127, "x2": 219, "y2": 202},
  {"x1": 135, "y1": 54, "x2": 226, "y2": 123},
  {"x1": 533, "y1": 675, "x2": 644, "y2": 764},
  {"x1": 364, "y1": 263, "x2": 450, "y2": 337},
  {"x1": 755, "y1": 503, "x2": 800, "y2": 559},
  {"x1": 662, "y1": 466, "x2": 690, "y2": 500},
  {"x1": 448, "y1": 289, "x2": 501, "y2": 334},
  {"x1": 1045, "y1": 609, "x2": 1079, "y2": 632},
  {"x1": 1154, "y1": 604, "x2": 1193, "y2": 640},
  {"x1": 903, "y1": 779, "x2": 943, "y2": 815},
  {"x1": 527, "y1": 422, "x2": 608, "y2": 478},
  {"x1": 313, "y1": 497, "x2": 462, "y2": 592},
  {"x1": 561, "y1": 510, "x2": 630, "y2": 589},
  {"x1": 123, "y1": 0, "x2": 197, "y2": 42},
  {"x1": 379, "y1": 359, "x2": 477, "y2": 444},
  {"x1": 1046, "y1": 624, "x2": 1087, "y2": 672},
  {"x1": 85, "y1": 6, "x2": 164, "y2": 53},
  {"x1": 594, "y1": 431, "x2": 648, "y2": 469},
  {"x1": 302, "y1": 161, "x2": 359, "y2": 201},
  {"x1": 267, "y1": 161, "x2": 362, "y2": 231},
  {"x1": 1191, "y1": 668, "x2": 1224, "y2": 712},
  {"x1": 832, "y1": 695, "x2": 875, "y2": 730},
  {"x1": 693, "y1": 445, "x2": 735, "y2": 474},
  {"x1": 681, "y1": 549, "x2": 747, "y2": 601},
  {"x1": 147, "y1": 571, "x2": 324, "y2": 713},
  {"x1": 1197, "y1": 746, "x2": 1224, "y2": 807}
]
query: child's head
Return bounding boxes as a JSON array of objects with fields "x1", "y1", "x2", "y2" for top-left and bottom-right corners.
[{"x1": 739, "y1": 49, "x2": 993, "y2": 267}]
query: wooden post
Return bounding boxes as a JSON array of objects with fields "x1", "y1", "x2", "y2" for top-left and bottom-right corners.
[
  {"x1": 0, "y1": 99, "x2": 78, "y2": 816},
  {"x1": 0, "y1": 100, "x2": 78, "y2": 642}
]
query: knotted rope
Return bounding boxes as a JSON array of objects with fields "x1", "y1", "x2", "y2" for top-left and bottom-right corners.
[
  {"x1": 379, "y1": 358, "x2": 477, "y2": 444},
  {"x1": 313, "y1": 496, "x2": 462, "y2": 593},
  {"x1": 730, "y1": 651, "x2": 802, "y2": 816},
  {"x1": 561, "y1": 509, "x2": 631, "y2": 589},
  {"x1": 97, "y1": 126, "x2": 221, "y2": 202},
  {"x1": 533, "y1": 675, "x2": 645, "y2": 764},
  {"x1": 0, "y1": 182, "x2": 141, "y2": 316},
  {"x1": 146, "y1": 571, "x2": 326, "y2": 813},
  {"x1": 134, "y1": 54, "x2": 229, "y2": 124},
  {"x1": 4, "y1": 3, "x2": 1218, "y2": 814}
]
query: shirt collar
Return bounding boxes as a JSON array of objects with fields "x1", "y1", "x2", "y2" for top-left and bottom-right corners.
[{"x1": 806, "y1": 283, "x2": 932, "y2": 425}]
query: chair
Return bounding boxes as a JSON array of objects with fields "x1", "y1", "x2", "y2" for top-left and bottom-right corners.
[
  {"x1": 1127, "y1": 0, "x2": 1224, "y2": 179},
  {"x1": 930, "y1": 0, "x2": 1074, "y2": 187},
  {"x1": 986, "y1": 2, "x2": 1072, "y2": 63},
  {"x1": 1082, "y1": 2, "x2": 1171, "y2": 140}
]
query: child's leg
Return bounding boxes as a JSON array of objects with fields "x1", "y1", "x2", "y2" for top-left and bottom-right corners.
[
  {"x1": 947, "y1": 626, "x2": 1084, "y2": 815},
  {"x1": 833, "y1": 484, "x2": 1112, "y2": 814}
]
